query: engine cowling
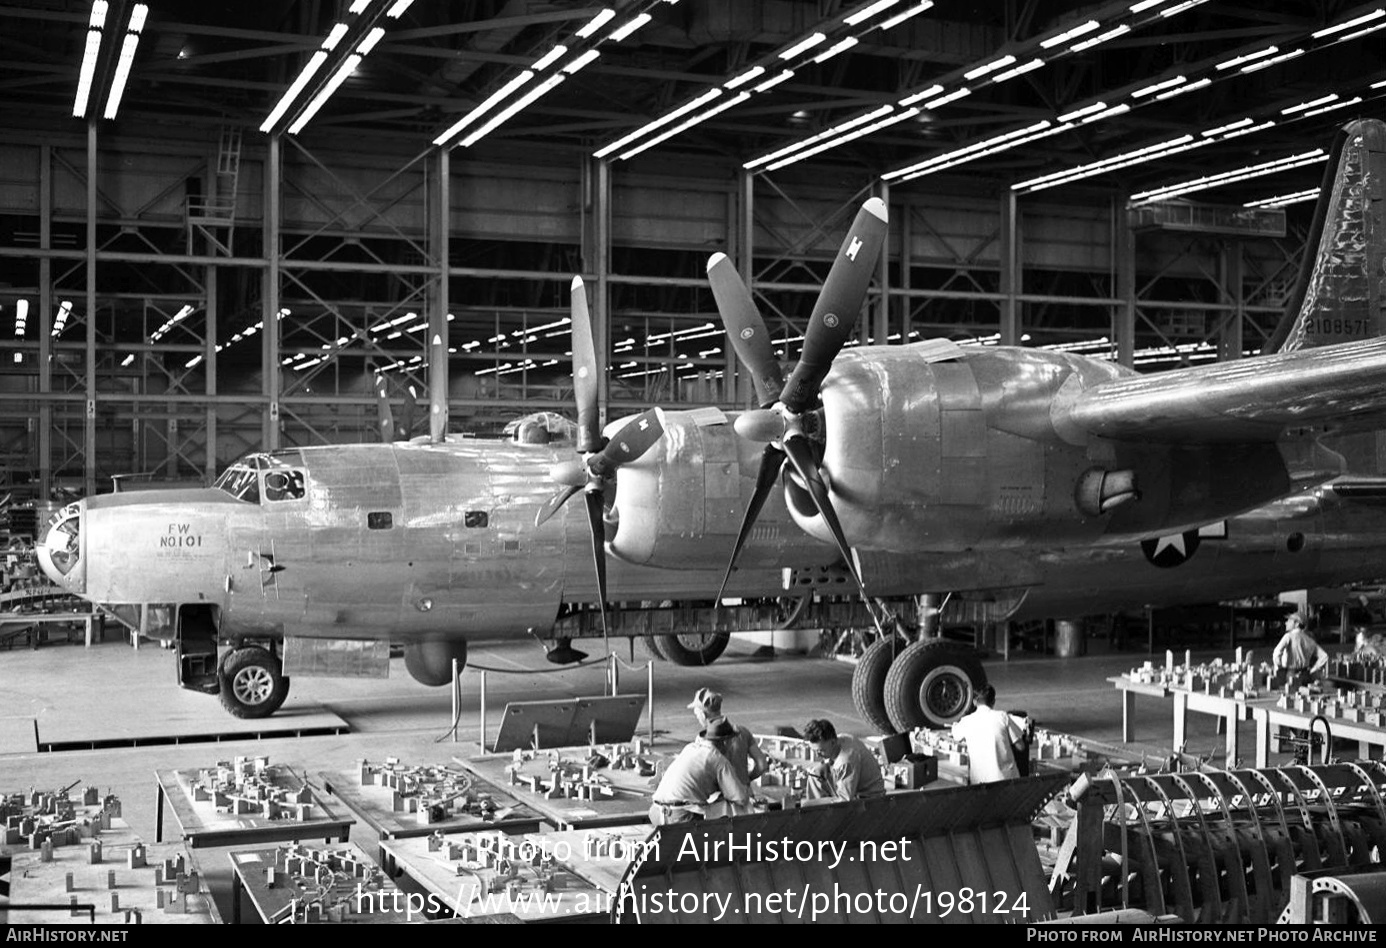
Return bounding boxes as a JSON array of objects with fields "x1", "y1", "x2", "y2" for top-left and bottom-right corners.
[{"x1": 607, "y1": 408, "x2": 764, "y2": 569}]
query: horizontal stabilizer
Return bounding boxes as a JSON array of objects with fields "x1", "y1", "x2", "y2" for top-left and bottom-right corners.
[
  {"x1": 1056, "y1": 336, "x2": 1386, "y2": 444},
  {"x1": 1330, "y1": 477, "x2": 1386, "y2": 504}
]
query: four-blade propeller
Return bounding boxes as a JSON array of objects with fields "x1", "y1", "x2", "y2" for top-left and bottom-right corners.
[
  {"x1": 709, "y1": 197, "x2": 889, "y2": 606},
  {"x1": 536, "y1": 276, "x2": 665, "y2": 641}
]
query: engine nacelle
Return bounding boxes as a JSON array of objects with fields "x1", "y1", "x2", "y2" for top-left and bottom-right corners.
[{"x1": 607, "y1": 408, "x2": 756, "y2": 569}]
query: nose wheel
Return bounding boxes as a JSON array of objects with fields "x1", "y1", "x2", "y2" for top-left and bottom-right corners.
[{"x1": 218, "y1": 646, "x2": 290, "y2": 718}]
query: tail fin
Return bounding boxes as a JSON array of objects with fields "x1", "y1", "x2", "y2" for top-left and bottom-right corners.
[{"x1": 1264, "y1": 118, "x2": 1386, "y2": 353}]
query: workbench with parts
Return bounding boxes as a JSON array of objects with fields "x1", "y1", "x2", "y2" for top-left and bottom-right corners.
[
  {"x1": 316, "y1": 759, "x2": 547, "y2": 863},
  {"x1": 154, "y1": 756, "x2": 353, "y2": 849},
  {"x1": 1, "y1": 787, "x2": 220, "y2": 924},
  {"x1": 1111, "y1": 654, "x2": 1386, "y2": 766}
]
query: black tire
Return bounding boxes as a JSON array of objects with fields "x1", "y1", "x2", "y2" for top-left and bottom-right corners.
[
  {"x1": 657, "y1": 630, "x2": 731, "y2": 666},
  {"x1": 641, "y1": 636, "x2": 669, "y2": 662},
  {"x1": 883, "y1": 639, "x2": 987, "y2": 731},
  {"x1": 218, "y1": 647, "x2": 290, "y2": 719},
  {"x1": 852, "y1": 636, "x2": 907, "y2": 735}
]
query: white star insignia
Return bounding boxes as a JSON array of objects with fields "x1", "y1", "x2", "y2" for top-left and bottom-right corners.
[{"x1": 1152, "y1": 533, "x2": 1187, "y2": 558}]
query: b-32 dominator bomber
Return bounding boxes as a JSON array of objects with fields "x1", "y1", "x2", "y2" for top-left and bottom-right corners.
[{"x1": 35, "y1": 119, "x2": 1386, "y2": 732}]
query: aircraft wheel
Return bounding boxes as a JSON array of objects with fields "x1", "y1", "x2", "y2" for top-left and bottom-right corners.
[
  {"x1": 883, "y1": 640, "x2": 986, "y2": 731},
  {"x1": 657, "y1": 630, "x2": 730, "y2": 666},
  {"x1": 218, "y1": 647, "x2": 290, "y2": 719},
  {"x1": 852, "y1": 636, "x2": 908, "y2": 735},
  {"x1": 641, "y1": 636, "x2": 669, "y2": 661}
]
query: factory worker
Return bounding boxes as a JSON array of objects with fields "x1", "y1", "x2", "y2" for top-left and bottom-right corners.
[
  {"x1": 648, "y1": 719, "x2": 752, "y2": 825},
  {"x1": 687, "y1": 687, "x2": 767, "y2": 786},
  {"x1": 1273, "y1": 612, "x2": 1329, "y2": 688},
  {"x1": 801, "y1": 718, "x2": 886, "y2": 803},
  {"x1": 950, "y1": 683, "x2": 1025, "y2": 784}
]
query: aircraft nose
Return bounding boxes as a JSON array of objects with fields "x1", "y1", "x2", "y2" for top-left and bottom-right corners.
[{"x1": 36, "y1": 501, "x2": 84, "y2": 592}]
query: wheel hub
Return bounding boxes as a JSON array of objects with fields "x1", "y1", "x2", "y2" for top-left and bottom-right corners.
[
  {"x1": 918, "y1": 664, "x2": 972, "y2": 724},
  {"x1": 233, "y1": 666, "x2": 275, "y2": 705}
]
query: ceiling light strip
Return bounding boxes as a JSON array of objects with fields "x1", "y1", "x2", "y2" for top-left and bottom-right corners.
[
  {"x1": 72, "y1": 0, "x2": 109, "y2": 119},
  {"x1": 619, "y1": 91, "x2": 752, "y2": 160}
]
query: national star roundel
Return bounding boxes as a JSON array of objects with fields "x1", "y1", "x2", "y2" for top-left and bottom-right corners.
[{"x1": 1141, "y1": 529, "x2": 1202, "y2": 568}]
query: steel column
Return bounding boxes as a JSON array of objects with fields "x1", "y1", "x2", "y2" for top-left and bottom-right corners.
[
  {"x1": 205, "y1": 265, "x2": 218, "y2": 480},
  {"x1": 1220, "y1": 242, "x2": 1244, "y2": 362},
  {"x1": 592, "y1": 157, "x2": 610, "y2": 430},
  {"x1": 1114, "y1": 196, "x2": 1135, "y2": 368},
  {"x1": 84, "y1": 122, "x2": 97, "y2": 498},
  {"x1": 999, "y1": 189, "x2": 1020, "y2": 347},
  {"x1": 873, "y1": 179, "x2": 890, "y2": 346},
  {"x1": 263, "y1": 136, "x2": 281, "y2": 450},
  {"x1": 38, "y1": 144, "x2": 52, "y2": 500},
  {"x1": 429, "y1": 147, "x2": 450, "y2": 442}
]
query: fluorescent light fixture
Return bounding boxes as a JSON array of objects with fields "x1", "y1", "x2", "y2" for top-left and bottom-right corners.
[
  {"x1": 924, "y1": 86, "x2": 970, "y2": 108},
  {"x1": 185, "y1": 355, "x2": 203, "y2": 369},
  {"x1": 1312, "y1": 8, "x2": 1385, "y2": 38},
  {"x1": 73, "y1": 0, "x2": 109, "y2": 119},
  {"x1": 1220, "y1": 119, "x2": 1274, "y2": 139},
  {"x1": 1083, "y1": 103, "x2": 1129, "y2": 123},
  {"x1": 288, "y1": 53, "x2": 360, "y2": 134},
  {"x1": 14, "y1": 299, "x2": 27, "y2": 337},
  {"x1": 1058, "y1": 101, "x2": 1108, "y2": 122},
  {"x1": 1216, "y1": 45, "x2": 1277, "y2": 70},
  {"x1": 433, "y1": 70, "x2": 534, "y2": 145},
  {"x1": 1072, "y1": 24, "x2": 1129, "y2": 52},
  {"x1": 261, "y1": 51, "x2": 328, "y2": 132},
  {"x1": 1244, "y1": 188, "x2": 1319, "y2": 208},
  {"x1": 120, "y1": 354, "x2": 134, "y2": 367},
  {"x1": 1042, "y1": 20, "x2": 1099, "y2": 48},
  {"x1": 576, "y1": 9, "x2": 616, "y2": 38},
  {"x1": 349, "y1": 0, "x2": 370, "y2": 12},
  {"x1": 563, "y1": 49, "x2": 600, "y2": 73},
  {"x1": 1014, "y1": 133, "x2": 1197, "y2": 191},
  {"x1": 1133, "y1": 75, "x2": 1185, "y2": 97},
  {"x1": 766, "y1": 108, "x2": 916, "y2": 171},
  {"x1": 52, "y1": 300, "x2": 73, "y2": 337},
  {"x1": 1342, "y1": 21, "x2": 1386, "y2": 40},
  {"x1": 460, "y1": 73, "x2": 565, "y2": 147},
  {"x1": 620, "y1": 90, "x2": 752, "y2": 160},
  {"x1": 899, "y1": 84, "x2": 943, "y2": 106},
  {"x1": 1129, "y1": 0, "x2": 1167, "y2": 12},
  {"x1": 1131, "y1": 149, "x2": 1327, "y2": 203},
  {"x1": 879, "y1": 1, "x2": 934, "y2": 29},
  {"x1": 813, "y1": 37, "x2": 859, "y2": 64},
  {"x1": 1161, "y1": 0, "x2": 1210, "y2": 16},
  {"x1": 609, "y1": 13, "x2": 651, "y2": 42},
  {"x1": 386, "y1": 0, "x2": 415, "y2": 17},
  {"x1": 844, "y1": 0, "x2": 900, "y2": 26},
  {"x1": 725, "y1": 66, "x2": 765, "y2": 89},
  {"x1": 1202, "y1": 117, "x2": 1252, "y2": 136},
  {"x1": 531, "y1": 45, "x2": 567, "y2": 71},
  {"x1": 100, "y1": 21, "x2": 143, "y2": 122},
  {"x1": 1283, "y1": 93, "x2": 1339, "y2": 114},
  {"x1": 324, "y1": 23, "x2": 349, "y2": 50},
  {"x1": 1304, "y1": 95, "x2": 1362, "y2": 117},
  {"x1": 1153, "y1": 76, "x2": 1209, "y2": 100},
  {"x1": 885, "y1": 120, "x2": 1058, "y2": 181},
  {"x1": 992, "y1": 58, "x2": 1043, "y2": 83},
  {"x1": 1242, "y1": 48, "x2": 1303, "y2": 72},
  {"x1": 746, "y1": 104, "x2": 894, "y2": 170},
  {"x1": 780, "y1": 32, "x2": 827, "y2": 60},
  {"x1": 753, "y1": 69, "x2": 794, "y2": 93},
  {"x1": 594, "y1": 87, "x2": 721, "y2": 158},
  {"x1": 965, "y1": 55, "x2": 1015, "y2": 81}
]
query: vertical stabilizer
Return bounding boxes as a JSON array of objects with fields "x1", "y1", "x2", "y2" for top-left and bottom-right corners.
[{"x1": 1265, "y1": 119, "x2": 1386, "y2": 353}]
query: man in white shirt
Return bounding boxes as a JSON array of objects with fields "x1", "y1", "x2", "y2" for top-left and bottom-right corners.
[
  {"x1": 950, "y1": 684, "x2": 1025, "y2": 784},
  {"x1": 1273, "y1": 613, "x2": 1329, "y2": 688}
]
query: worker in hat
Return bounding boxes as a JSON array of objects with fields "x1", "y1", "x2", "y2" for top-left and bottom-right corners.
[
  {"x1": 688, "y1": 687, "x2": 767, "y2": 787},
  {"x1": 1273, "y1": 612, "x2": 1329, "y2": 689},
  {"x1": 801, "y1": 718, "x2": 885, "y2": 803},
  {"x1": 649, "y1": 718, "x2": 752, "y2": 825}
]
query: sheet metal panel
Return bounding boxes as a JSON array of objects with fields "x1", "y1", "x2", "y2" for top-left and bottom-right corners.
[{"x1": 616, "y1": 776, "x2": 1066, "y2": 924}]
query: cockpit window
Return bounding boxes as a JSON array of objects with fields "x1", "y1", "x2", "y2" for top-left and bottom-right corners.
[
  {"x1": 214, "y1": 452, "x2": 307, "y2": 504},
  {"x1": 213, "y1": 465, "x2": 260, "y2": 503},
  {"x1": 263, "y1": 469, "x2": 305, "y2": 502}
]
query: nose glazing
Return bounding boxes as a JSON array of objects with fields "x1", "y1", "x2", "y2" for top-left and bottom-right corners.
[{"x1": 36, "y1": 503, "x2": 82, "y2": 586}]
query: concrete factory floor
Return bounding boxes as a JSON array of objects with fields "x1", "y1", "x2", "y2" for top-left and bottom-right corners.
[{"x1": 0, "y1": 625, "x2": 1334, "y2": 923}]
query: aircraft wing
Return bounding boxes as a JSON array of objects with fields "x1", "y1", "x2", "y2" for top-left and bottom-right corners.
[{"x1": 1055, "y1": 336, "x2": 1386, "y2": 444}]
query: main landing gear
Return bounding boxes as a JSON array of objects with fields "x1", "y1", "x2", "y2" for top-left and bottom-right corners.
[
  {"x1": 850, "y1": 626, "x2": 988, "y2": 734},
  {"x1": 218, "y1": 645, "x2": 291, "y2": 719}
]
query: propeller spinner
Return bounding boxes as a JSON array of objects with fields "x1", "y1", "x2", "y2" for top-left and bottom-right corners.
[
  {"x1": 709, "y1": 197, "x2": 888, "y2": 606},
  {"x1": 535, "y1": 276, "x2": 666, "y2": 643}
]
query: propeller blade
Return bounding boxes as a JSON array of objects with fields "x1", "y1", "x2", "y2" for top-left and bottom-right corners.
[
  {"x1": 534, "y1": 483, "x2": 581, "y2": 527},
  {"x1": 707, "y1": 253, "x2": 783, "y2": 407},
  {"x1": 569, "y1": 276, "x2": 606, "y2": 455},
  {"x1": 583, "y1": 489, "x2": 610, "y2": 643},
  {"x1": 779, "y1": 197, "x2": 889, "y2": 414},
  {"x1": 374, "y1": 374, "x2": 395, "y2": 443},
  {"x1": 715, "y1": 444, "x2": 786, "y2": 604},
  {"x1": 400, "y1": 384, "x2": 419, "y2": 440},
  {"x1": 589, "y1": 408, "x2": 664, "y2": 477},
  {"x1": 781, "y1": 436, "x2": 867, "y2": 595}
]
